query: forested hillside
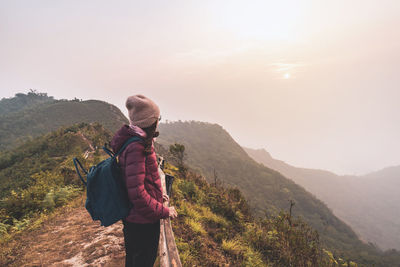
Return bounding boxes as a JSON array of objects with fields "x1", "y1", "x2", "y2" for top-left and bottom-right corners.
[
  {"x1": 0, "y1": 123, "x2": 355, "y2": 266},
  {"x1": 157, "y1": 120, "x2": 400, "y2": 266},
  {"x1": 159, "y1": 162, "x2": 357, "y2": 266},
  {"x1": 0, "y1": 90, "x2": 55, "y2": 115},
  {"x1": 244, "y1": 147, "x2": 400, "y2": 251},
  {"x1": 0, "y1": 92, "x2": 128, "y2": 151},
  {"x1": 0, "y1": 123, "x2": 123, "y2": 266},
  {"x1": 0, "y1": 123, "x2": 111, "y2": 237}
]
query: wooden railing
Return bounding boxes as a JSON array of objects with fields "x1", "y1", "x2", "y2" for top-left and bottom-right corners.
[{"x1": 158, "y1": 158, "x2": 182, "y2": 267}]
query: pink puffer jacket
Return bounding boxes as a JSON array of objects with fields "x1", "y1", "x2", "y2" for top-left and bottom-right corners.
[{"x1": 111, "y1": 125, "x2": 169, "y2": 223}]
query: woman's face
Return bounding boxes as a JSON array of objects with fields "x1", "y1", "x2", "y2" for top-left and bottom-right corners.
[
  {"x1": 153, "y1": 123, "x2": 160, "y2": 138},
  {"x1": 155, "y1": 115, "x2": 161, "y2": 133}
]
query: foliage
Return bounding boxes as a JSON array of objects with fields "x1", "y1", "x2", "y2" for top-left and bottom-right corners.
[
  {"x1": 222, "y1": 238, "x2": 245, "y2": 257},
  {"x1": 0, "y1": 123, "x2": 111, "y2": 240},
  {"x1": 164, "y1": 162, "x2": 352, "y2": 266},
  {"x1": 169, "y1": 143, "x2": 187, "y2": 176},
  {"x1": 184, "y1": 218, "x2": 206, "y2": 235},
  {"x1": 0, "y1": 92, "x2": 128, "y2": 151},
  {"x1": 0, "y1": 90, "x2": 54, "y2": 115}
]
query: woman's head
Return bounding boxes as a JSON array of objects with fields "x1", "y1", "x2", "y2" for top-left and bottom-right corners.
[
  {"x1": 126, "y1": 94, "x2": 160, "y2": 154},
  {"x1": 125, "y1": 94, "x2": 160, "y2": 129}
]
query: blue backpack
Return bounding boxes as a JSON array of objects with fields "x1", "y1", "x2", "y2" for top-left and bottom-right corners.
[{"x1": 73, "y1": 136, "x2": 141, "y2": 226}]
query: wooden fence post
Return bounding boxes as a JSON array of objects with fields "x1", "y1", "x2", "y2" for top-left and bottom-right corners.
[{"x1": 158, "y1": 157, "x2": 182, "y2": 267}]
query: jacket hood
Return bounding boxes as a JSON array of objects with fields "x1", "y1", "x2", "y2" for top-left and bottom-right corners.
[{"x1": 111, "y1": 124, "x2": 147, "y2": 153}]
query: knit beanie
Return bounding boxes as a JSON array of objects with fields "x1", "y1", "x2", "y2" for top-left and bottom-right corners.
[{"x1": 125, "y1": 94, "x2": 160, "y2": 128}]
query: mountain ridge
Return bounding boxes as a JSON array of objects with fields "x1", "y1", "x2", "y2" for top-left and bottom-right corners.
[
  {"x1": 0, "y1": 92, "x2": 128, "y2": 151},
  {"x1": 244, "y1": 146, "x2": 400, "y2": 250},
  {"x1": 155, "y1": 121, "x2": 392, "y2": 264}
]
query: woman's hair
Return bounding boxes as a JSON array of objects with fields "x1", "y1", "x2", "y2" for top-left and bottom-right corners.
[{"x1": 141, "y1": 120, "x2": 159, "y2": 155}]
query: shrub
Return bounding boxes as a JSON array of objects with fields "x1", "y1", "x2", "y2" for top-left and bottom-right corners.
[
  {"x1": 42, "y1": 191, "x2": 56, "y2": 210},
  {"x1": 199, "y1": 206, "x2": 229, "y2": 228},
  {"x1": 176, "y1": 238, "x2": 196, "y2": 266},
  {"x1": 179, "y1": 180, "x2": 197, "y2": 200},
  {"x1": 222, "y1": 238, "x2": 245, "y2": 257},
  {"x1": 242, "y1": 246, "x2": 265, "y2": 267},
  {"x1": 0, "y1": 223, "x2": 9, "y2": 240},
  {"x1": 178, "y1": 202, "x2": 202, "y2": 221},
  {"x1": 42, "y1": 186, "x2": 80, "y2": 211},
  {"x1": 184, "y1": 218, "x2": 206, "y2": 235}
]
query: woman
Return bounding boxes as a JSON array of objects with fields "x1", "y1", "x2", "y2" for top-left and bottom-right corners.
[{"x1": 111, "y1": 94, "x2": 178, "y2": 267}]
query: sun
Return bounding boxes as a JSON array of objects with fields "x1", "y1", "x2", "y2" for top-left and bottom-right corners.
[{"x1": 284, "y1": 73, "x2": 290, "y2": 79}]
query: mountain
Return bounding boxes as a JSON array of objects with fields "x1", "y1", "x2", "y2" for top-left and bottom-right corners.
[
  {"x1": 244, "y1": 147, "x2": 400, "y2": 251},
  {"x1": 0, "y1": 92, "x2": 128, "y2": 151},
  {"x1": 0, "y1": 123, "x2": 350, "y2": 267},
  {"x1": 156, "y1": 121, "x2": 399, "y2": 265}
]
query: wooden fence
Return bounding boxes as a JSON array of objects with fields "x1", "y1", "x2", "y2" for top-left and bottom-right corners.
[{"x1": 158, "y1": 158, "x2": 182, "y2": 267}]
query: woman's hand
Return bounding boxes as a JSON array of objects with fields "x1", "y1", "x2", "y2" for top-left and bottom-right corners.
[
  {"x1": 163, "y1": 193, "x2": 169, "y2": 203},
  {"x1": 169, "y1": 206, "x2": 178, "y2": 219}
]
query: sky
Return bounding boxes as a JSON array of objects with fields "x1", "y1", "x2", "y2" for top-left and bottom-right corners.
[{"x1": 1, "y1": 0, "x2": 399, "y2": 175}]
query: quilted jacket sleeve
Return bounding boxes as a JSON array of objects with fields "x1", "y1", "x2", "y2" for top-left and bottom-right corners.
[{"x1": 124, "y1": 142, "x2": 169, "y2": 220}]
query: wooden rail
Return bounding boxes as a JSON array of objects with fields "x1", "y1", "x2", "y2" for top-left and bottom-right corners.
[{"x1": 158, "y1": 158, "x2": 182, "y2": 267}]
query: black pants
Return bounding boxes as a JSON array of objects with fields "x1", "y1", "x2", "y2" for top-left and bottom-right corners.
[{"x1": 122, "y1": 220, "x2": 160, "y2": 267}]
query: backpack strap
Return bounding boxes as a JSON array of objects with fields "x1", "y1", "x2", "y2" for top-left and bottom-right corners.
[
  {"x1": 74, "y1": 137, "x2": 142, "y2": 186},
  {"x1": 103, "y1": 136, "x2": 142, "y2": 158},
  {"x1": 73, "y1": 157, "x2": 88, "y2": 186},
  {"x1": 102, "y1": 146, "x2": 115, "y2": 157}
]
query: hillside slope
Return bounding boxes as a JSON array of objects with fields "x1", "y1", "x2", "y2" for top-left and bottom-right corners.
[
  {"x1": 0, "y1": 124, "x2": 346, "y2": 267},
  {"x1": 0, "y1": 123, "x2": 112, "y2": 199},
  {"x1": 0, "y1": 156, "x2": 354, "y2": 267},
  {"x1": 156, "y1": 121, "x2": 398, "y2": 265},
  {"x1": 0, "y1": 123, "x2": 127, "y2": 266},
  {"x1": 0, "y1": 118, "x2": 397, "y2": 266},
  {"x1": 244, "y1": 147, "x2": 400, "y2": 250},
  {"x1": 0, "y1": 92, "x2": 128, "y2": 151}
]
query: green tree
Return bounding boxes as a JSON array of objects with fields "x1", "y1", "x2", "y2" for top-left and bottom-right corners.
[{"x1": 169, "y1": 143, "x2": 187, "y2": 176}]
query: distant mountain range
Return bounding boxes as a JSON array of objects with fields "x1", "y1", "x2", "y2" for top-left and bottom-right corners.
[{"x1": 244, "y1": 147, "x2": 400, "y2": 251}]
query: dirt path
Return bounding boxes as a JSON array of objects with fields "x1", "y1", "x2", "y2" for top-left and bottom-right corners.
[
  {"x1": 2, "y1": 197, "x2": 127, "y2": 267},
  {"x1": 77, "y1": 132, "x2": 95, "y2": 152}
]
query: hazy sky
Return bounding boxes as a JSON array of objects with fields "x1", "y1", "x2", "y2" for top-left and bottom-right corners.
[{"x1": 1, "y1": 0, "x2": 400, "y2": 175}]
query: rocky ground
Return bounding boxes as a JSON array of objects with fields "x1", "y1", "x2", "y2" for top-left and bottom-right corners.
[{"x1": 0, "y1": 197, "x2": 132, "y2": 267}]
